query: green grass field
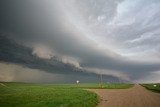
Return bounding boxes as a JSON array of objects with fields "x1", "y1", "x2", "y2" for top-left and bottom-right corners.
[
  {"x1": 0, "y1": 82, "x2": 133, "y2": 107},
  {"x1": 141, "y1": 83, "x2": 160, "y2": 92}
]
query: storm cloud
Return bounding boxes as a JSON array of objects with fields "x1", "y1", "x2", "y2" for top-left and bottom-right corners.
[{"x1": 0, "y1": 0, "x2": 160, "y2": 83}]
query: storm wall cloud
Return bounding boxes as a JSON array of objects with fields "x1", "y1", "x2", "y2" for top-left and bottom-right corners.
[{"x1": 0, "y1": 0, "x2": 160, "y2": 83}]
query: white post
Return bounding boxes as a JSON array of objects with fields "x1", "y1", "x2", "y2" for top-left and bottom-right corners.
[
  {"x1": 76, "y1": 80, "x2": 79, "y2": 84},
  {"x1": 100, "y1": 73, "x2": 103, "y2": 84},
  {"x1": 100, "y1": 73, "x2": 103, "y2": 88}
]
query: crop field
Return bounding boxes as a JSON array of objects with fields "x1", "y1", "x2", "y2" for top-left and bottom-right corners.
[
  {"x1": 0, "y1": 82, "x2": 133, "y2": 107},
  {"x1": 141, "y1": 83, "x2": 160, "y2": 92}
]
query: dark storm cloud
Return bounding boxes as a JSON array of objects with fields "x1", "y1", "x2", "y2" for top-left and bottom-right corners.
[
  {"x1": 0, "y1": 0, "x2": 160, "y2": 82},
  {"x1": 1, "y1": 33, "x2": 122, "y2": 83},
  {"x1": 0, "y1": 34, "x2": 77, "y2": 74}
]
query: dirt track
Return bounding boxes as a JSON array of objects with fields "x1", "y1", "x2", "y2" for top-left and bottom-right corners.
[{"x1": 88, "y1": 84, "x2": 160, "y2": 107}]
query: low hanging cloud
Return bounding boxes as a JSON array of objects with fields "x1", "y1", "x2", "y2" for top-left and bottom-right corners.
[
  {"x1": 0, "y1": 62, "x2": 120, "y2": 83},
  {"x1": 32, "y1": 44, "x2": 54, "y2": 59},
  {"x1": 31, "y1": 43, "x2": 81, "y2": 68},
  {"x1": 84, "y1": 67, "x2": 130, "y2": 81},
  {"x1": 61, "y1": 56, "x2": 81, "y2": 68}
]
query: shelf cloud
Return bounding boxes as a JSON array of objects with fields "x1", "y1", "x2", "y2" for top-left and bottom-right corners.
[{"x1": 0, "y1": 0, "x2": 160, "y2": 83}]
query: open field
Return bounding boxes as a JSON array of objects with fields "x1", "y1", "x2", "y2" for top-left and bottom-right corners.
[
  {"x1": 141, "y1": 83, "x2": 160, "y2": 92},
  {"x1": 0, "y1": 82, "x2": 132, "y2": 107},
  {"x1": 1, "y1": 82, "x2": 160, "y2": 107}
]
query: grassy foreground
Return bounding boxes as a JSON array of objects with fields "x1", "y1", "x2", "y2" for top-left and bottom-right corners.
[
  {"x1": 141, "y1": 83, "x2": 160, "y2": 92},
  {"x1": 0, "y1": 82, "x2": 133, "y2": 107}
]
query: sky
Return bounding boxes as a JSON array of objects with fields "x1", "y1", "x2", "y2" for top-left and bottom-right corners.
[{"x1": 0, "y1": 0, "x2": 160, "y2": 83}]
